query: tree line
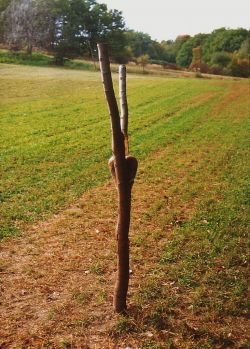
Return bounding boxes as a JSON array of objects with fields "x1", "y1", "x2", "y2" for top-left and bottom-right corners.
[{"x1": 0, "y1": 0, "x2": 249, "y2": 76}]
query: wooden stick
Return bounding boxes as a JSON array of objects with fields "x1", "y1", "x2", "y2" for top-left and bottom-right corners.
[
  {"x1": 119, "y1": 65, "x2": 129, "y2": 156},
  {"x1": 97, "y1": 43, "x2": 131, "y2": 313}
]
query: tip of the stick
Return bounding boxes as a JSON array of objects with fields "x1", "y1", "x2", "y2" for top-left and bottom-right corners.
[
  {"x1": 119, "y1": 65, "x2": 126, "y2": 72},
  {"x1": 97, "y1": 42, "x2": 108, "y2": 50}
]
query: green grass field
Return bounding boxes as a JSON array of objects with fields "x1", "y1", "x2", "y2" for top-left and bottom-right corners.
[
  {"x1": 0, "y1": 63, "x2": 249, "y2": 347},
  {"x1": 0, "y1": 64, "x2": 236, "y2": 237}
]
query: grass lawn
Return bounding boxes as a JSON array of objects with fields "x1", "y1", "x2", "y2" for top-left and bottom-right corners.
[
  {"x1": 0, "y1": 64, "x2": 236, "y2": 238},
  {"x1": 0, "y1": 63, "x2": 249, "y2": 348}
]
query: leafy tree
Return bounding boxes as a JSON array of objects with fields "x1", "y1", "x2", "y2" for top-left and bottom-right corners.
[
  {"x1": 237, "y1": 38, "x2": 250, "y2": 59},
  {"x1": 1, "y1": 0, "x2": 126, "y2": 62},
  {"x1": 159, "y1": 40, "x2": 176, "y2": 63},
  {"x1": 176, "y1": 34, "x2": 208, "y2": 67},
  {"x1": 228, "y1": 58, "x2": 249, "y2": 77},
  {"x1": 160, "y1": 35, "x2": 190, "y2": 64},
  {"x1": 191, "y1": 46, "x2": 201, "y2": 65},
  {"x1": 53, "y1": 0, "x2": 126, "y2": 63},
  {"x1": 202, "y1": 27, "x2": 249, "y2": 63},
  {"x1": 0, "y1": 0, "x2": 11, "y2": 12},
  {"x1": 211, "y1": 51, "x2": 231, "y2": 67},
  {"x1": 124, "y1": 30, "x2": 152, "y2": 58},
  {"x1": 136, "y1": 54, "x2": 149, "y2": 72},
  {"x1": 2, "y1": 0, "x2": 57, "y2": 53}
]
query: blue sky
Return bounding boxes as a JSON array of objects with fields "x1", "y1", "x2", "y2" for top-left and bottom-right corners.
[{"x1": 101, "y1": 0, "x2": 250, "y2": 41}]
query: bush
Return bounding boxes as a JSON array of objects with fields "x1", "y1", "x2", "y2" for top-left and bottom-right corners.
[
  {"x1": 210, "y1": 64, "x2": 225, "y2": 75},
  {"x1": 211, "y1": 51, "x2": 232, "y2": 67},
  {"x1": 162, "y1": 62, "x2": 182, "y2": 70},
  {"x1": 136, "y1": 54, "x2": 150, "y2": 72},
  {"x1": 149, "y1": 60, "x2": 182, "y2": 70},
  {"x1": 0, "y1": 50, "x2": 52, "y2": 66},
  {"x1": 189, "y1": 63, "x2": 211, "y2": 73},
  {"x1": 228, "y1": 59, "x2": 249, "y2": 78}
]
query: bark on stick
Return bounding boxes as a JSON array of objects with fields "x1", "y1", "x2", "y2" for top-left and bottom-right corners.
[
  {"x1": 97, "y1": 43, "x2": 137, "y2": 313},
  {"x1": 119, "y1": 65, "x2": 129, "y2": 155}
]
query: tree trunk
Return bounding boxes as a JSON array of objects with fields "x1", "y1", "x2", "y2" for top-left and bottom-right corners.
[
  {"x1": 97, "y1": 43, "x2": 137, "y2": 313},
  {"x1": 27, "y1": 43, "x2": 33, "y2": 55}
]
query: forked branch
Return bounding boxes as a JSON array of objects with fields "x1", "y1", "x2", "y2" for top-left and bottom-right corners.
[{"x1": 98, "y1": 43, "x2": 138, "y2": 313}]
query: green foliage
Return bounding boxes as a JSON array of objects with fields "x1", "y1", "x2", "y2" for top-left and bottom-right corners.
[
  {"x1": 161, "y1": 35, "x2": 191, "y2": 64},
  {"x1": 0, "y1": 49, "x2": 53, "y2": 65},
  {"x1": 0, "y1": 0, "x2": 11, "y2": 12},
  {"x1": 0, "y1": 49, "x2": 95, "y2": 70},
  {"x1": 176, "y1": 34, "x2": 208, "y2": 67},
  {"x1": 0, "y1": 0, "x2": 248, "y2": 76},
  {"x1": 237, "y1": 38, "x2": 250, "y2": 59},
  {"x1": 2, "y1": 0, "x2": 55, "y2": 54},
  {"x1": 191, "y1": 46, "x2": 202, "y2": 65},
  {"x1": 211, "y1": 51, "x2": 231, "y2": 67},
  {"x1": 0, "y1": 0, "x2": 126, "y2": 62},
  {"x1": 50, "y1": 0, "x2": 126, "y2": 63},
  {"x1": 202, "y1": 27, "x2": 249, "y2": 63},
  {"x1": 124, "y1": 30, "x2": 152, "y2": 58},
  {"x1": 136, "y1": 53, "x2": 150, "y2": 71},
  {"x1": 228, "y1": 58, "x2": 249, "y2": 77}
]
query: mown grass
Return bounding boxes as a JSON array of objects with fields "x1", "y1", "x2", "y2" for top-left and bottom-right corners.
[
  {"x1": 0, "y1": 63, "x2": 230, "y2": 238},
  {"x1": 110, "y1": 83, "x2": 250, "y2": 348},
  {"x1": 0, "y1": 63, "x2": 249, "y2": 348},
  {"x1": 0, "y1": 64, "x2": 248, "y2": 240}
]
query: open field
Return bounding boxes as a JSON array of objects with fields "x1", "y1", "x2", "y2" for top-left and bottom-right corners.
[
  {"x1": 0, "y1": 64, "x2": 239, "y2": 237},
  {"x1": 0, "y1": 64, "x2": 249, "y2": 348}
]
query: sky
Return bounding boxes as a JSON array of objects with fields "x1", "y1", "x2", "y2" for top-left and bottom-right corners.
[{"x1": 101, "y1": 0, "x2": 250, "y2": 41}]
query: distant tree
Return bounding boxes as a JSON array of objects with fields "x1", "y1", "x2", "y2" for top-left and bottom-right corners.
[
  {"x1": 136, "y1": 54, "x2": 149, "y2": 72},
  {"x1": 1, "y1": 0, "x2": 126, "y2": 62},
  {"x1": 53, "y1": 0, "x2": 126, "y2": 64},
  {"x1": 191, "y1": 46, "x2": 201, "y2": 65},
  {"x1": 176, "y1": 34, "x2": 208, "y2": 67},
  {"x1": 211, "y1": 51, "x2": 231, "y2": 67},
  {"x1": 124, "y1": 30, "x2": 152, "y2": 58},
  {"x1": 237, "y1": 38, "x2": 250, "y2": 59},
  {"x1": 174, "y1": 35, "x2": 191, "y2": 50},
  {"x1": 0, "y1": 0, "x2": 11, "y2": 12},
  {"x1": 228, "y1": 57, "x2": 249, "y2": 77},
  {"x1": 160, "y1": 35, "x2": 190, "y2": 64},
  {"x1": 160, "y1": 41, "x2": 176, "y2": 63},
  {"x1": 202, "y1": 27, "x2": 249, "y2": 63},
  {"x1": 2, "y1": 0, "x2": 54, "y2": 54},
  {"x1": 0, "y1": 0, "x2": 12, "y2": 41}
]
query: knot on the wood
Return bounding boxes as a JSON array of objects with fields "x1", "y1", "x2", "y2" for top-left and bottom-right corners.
[
  {"x1": 108, "y1": 155, "x2": 138, "y2": 187},
  {"x1": 126, "y1": 155, "x2": 138, "y2": 185}
]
